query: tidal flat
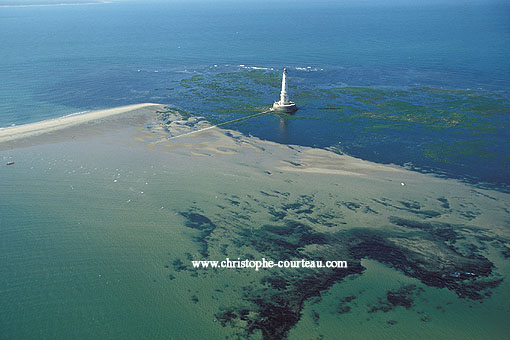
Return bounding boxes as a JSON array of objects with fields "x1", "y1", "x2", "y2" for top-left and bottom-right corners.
[
  {"x1": 1, "y1": 105, "x2": 509, "y2": 339},
  {"x1": 170, "y1": 69, "x2": 510, "y2": 190}
]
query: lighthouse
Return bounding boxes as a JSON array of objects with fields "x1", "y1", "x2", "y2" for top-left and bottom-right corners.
[{"x1": 272, "y1": 68, "x2": 297, "y2": 113}]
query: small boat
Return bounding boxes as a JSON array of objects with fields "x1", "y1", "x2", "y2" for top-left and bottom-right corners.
[{"x1": 6, "y1": 161, "x2": 14, "y2": 166}]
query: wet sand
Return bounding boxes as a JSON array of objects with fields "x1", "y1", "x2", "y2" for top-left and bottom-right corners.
[{"x1": 0, "y1": 103, "x2": 161, "y2": 144}]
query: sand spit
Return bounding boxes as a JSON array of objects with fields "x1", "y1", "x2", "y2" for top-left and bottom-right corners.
[{"x1": 0, "y1": 103, "x2": 162, "y2": 144}]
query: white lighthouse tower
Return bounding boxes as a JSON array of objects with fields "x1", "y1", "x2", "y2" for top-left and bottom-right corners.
[{"x1": 272, "y1": 68, "x2": 297, "y2": 113}]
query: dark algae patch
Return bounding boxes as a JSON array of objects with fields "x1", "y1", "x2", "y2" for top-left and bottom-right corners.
[
  {"x1": 368, "y1": 284, "x2": 424, "y2": 313},
  {"x1": 167, "y1": 188, "x2": 507, "y2": 340},
  {"x1": 172, "y1": 259, "x2": 187, "y2": 272},
  {"x1": 337, "y1": 295, "x2": 357, "y2": 315},
  {"x1": 172, "y1": 69, "x2": 510, "y2": 190},
  {"x1": 243, "y1": 221, "x2": 328, "y2": 254},
  {"x1": 348, "y1": 224, "x2": 501, "y2": 300},
  {"x1": 211, "y1": 222, "x2": 502, "y2": 338},
  {"x1": 156, "y1": 112, "x2": 509, "y2": 338},
  {"x1": 388, "y1": 217, "x2": 461, "y2": 243},
  {"x1": 180, "y1": 211, "x2": 217, "y2": 257}
]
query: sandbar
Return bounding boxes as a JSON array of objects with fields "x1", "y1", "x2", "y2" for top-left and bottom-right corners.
[{"x1": 0, "y1": 103, "x2": 162, "y2": 144}]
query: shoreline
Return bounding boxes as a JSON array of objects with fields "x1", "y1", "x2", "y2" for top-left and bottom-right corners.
[
  {"x1": 1, "y1": 102, "x2": 507, "y2": 194},
  {"x1": 0, "y1": 103, "x2": 162, "y2": 144}
]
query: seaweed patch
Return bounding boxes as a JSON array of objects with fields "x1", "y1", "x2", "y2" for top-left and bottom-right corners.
[
  {"x1": 337, "y1": 295, "x2": 357, "y2": 315},
  {"x1": 170, "y1": 188, "x2": 506, "y2": 339},
  {"x1": 368, "y1": 284, "x2": 424, "y2": 313},
  {"x1": 346, "y1": 228, "x2": 500, "y2": 300},
  {"x1": 180, "y1": 211, "x2": 217, "y2": 257}
]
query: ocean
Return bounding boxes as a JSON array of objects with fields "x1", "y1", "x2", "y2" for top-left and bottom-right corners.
[
  {"x1": 1, "y1": 1, "x2": 510, "y2": 339},
  {"x1": 1, "y1": 0, "x2": 509, "y2": 188}
]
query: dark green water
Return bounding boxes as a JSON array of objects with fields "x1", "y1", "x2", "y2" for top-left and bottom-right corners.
[{"x1": 169, "y1": 69, "x2": 510, "y2": 190}]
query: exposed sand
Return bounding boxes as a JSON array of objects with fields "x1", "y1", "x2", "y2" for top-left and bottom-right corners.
[
  {"x1": 276, "y1": 148, "x2": 409, "y2": 177},
  {"x1": 0, "y1": 103, "x2": 503, "y2": 195},
  {"x1": 0, "y1": 103, "x2": 161, "y2": 144}
]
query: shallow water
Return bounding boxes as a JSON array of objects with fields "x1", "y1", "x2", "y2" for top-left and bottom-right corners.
[
  {"x1": 292, "y1": 258, "x2": 510, "y2": 339},
  {"x1": 1, "y1": 110, "x2": 509, "y2": 339}
]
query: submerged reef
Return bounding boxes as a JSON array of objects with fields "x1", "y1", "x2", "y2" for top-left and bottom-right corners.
[
  {"x1": 172, "y1": 69, "x2": 510, "y2": 190},
  {"x1": 151, "y1": 110, "x2": 509, "y2": 337},
  {"x1": 368, "y1": 284, "x2": 424, "y2": 313},
  {"x1": 167, "y1": 183, "x2": 508, "y2": 340},
  {"x1": 152, "y1": 101, "x2": 509, "y2": 339}
]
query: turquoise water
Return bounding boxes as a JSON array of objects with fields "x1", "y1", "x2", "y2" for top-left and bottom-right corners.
[{"x1": 0, "y1": 137, "x2": 232, "y2": 339}]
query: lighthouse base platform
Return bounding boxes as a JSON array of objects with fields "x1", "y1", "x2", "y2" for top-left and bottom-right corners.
[{"x1": 272, "y1": 101, "x2": 298, "y2": 113}]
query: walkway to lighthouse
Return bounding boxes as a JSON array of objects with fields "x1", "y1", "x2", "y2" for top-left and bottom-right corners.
[
  {"x1": 168, "y1": 68, "x2": 295, "y2": 140},
  {"x1": 167, "y1": 108, "x2": 274, "y2": 140}
]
